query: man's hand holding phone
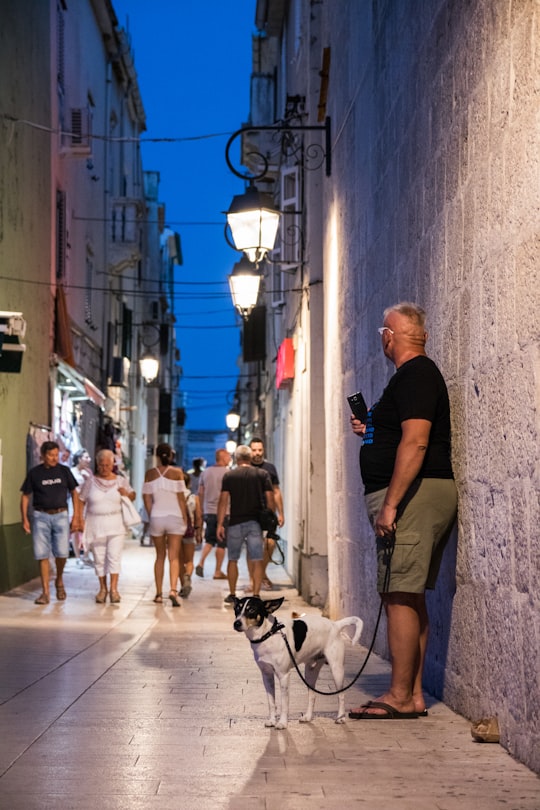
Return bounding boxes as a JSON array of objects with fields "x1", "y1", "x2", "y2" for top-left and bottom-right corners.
[{"x1": 348, "y1": 391, "x2": 368, "y2": 436}]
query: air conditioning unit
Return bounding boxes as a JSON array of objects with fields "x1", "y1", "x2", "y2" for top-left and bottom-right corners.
[
  {"x1": 62, "y1": 108, "x2": 92, "y2": 155},
  {"x1": 0, "y1": 311, "x2": 27, "y2": 373}
]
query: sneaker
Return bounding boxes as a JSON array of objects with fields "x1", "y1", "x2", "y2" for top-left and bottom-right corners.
[
  {"x1": 195, "y1": 565, "x2": 204, "y2": 578},
  {"x1": 223, "y1": 593, "x2": 236, "y2": 604}
]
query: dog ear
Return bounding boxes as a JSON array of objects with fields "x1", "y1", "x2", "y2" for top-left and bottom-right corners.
[{"x1": 263, "y1": 597, "x2": 285, "y2": 614}]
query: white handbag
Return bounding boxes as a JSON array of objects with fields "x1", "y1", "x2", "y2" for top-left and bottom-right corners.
[{"x1": 120, "y1": 495, "x2": 141, "y2": 527}]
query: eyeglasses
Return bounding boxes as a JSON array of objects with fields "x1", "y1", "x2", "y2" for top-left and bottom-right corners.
[{"x1": 377, "y1": 326, "x2": 394, "y2": 335}]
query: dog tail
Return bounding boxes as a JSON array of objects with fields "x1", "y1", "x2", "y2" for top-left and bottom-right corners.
[{"x1": 336, "y1": 617, "x2": 364, "y2": 645}]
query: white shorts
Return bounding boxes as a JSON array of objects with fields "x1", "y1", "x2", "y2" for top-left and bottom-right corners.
[{"x1": 149, "y1": 514, "x2": 186, "y2": 537}]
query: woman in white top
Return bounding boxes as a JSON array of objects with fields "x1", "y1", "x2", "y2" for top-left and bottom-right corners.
[
  {"x1": 79, "y1": 449, "x2": 135, "y2": 604},
  {"x1": 142, "y1": 443, "x2": 188, "y2": 607}
]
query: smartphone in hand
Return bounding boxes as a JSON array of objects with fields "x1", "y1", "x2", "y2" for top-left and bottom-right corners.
[{"x1": 347, "y1": 391, "x2": 368, "y2": 423}]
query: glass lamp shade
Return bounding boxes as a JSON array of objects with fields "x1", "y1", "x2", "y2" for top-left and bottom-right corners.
[
  {"x1": 226, "y1": 185, "x2": 280, "y2": 264},
  {"x1": 225, "y1": 439, "x2": 237, "y2": 454},
  {"x1": 139, "y1": 353, "x2": 159, "y2": 384},
  {"x1": 228, "y1": 258, "x2": 262, "y2": 319},
  {"x1": 226, "y1": 410, "x2": 240, "y2": 431}
]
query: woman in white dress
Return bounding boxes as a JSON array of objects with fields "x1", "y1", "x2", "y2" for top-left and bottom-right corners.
[
  {"x1": 142, "y1": 443, "x2": 189, "y2": 607},
  {"x1": 79, "y1": 449, "x2": 136, "y2": 603}
]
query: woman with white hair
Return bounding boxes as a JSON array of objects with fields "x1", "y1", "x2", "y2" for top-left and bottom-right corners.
[{"x1": 79, "y1": 449, "x2": 136, "y2": 603}]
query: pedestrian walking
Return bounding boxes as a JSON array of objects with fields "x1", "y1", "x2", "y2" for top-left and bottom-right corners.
[
  {"x1": 178, "y1": 471, "x2": 202, "y2": 597},
  {"x1": 217, "y1": 445, "x2": 275, "y2": 602},
  {"x1": 78, "y1": 448, "x2": 136, "y2": 604},
  {"x1": 20, "y1": 440, "x2": 82, "y2": 604},
  {"x1": 196, "y1": 448, "x2": 231, "y2": 580},
  {"x1": 249, "y1": 437, "x2": 284, "y2": 590},
  {"x1": 142, "y1": 443, "x2": 189, "y2": 607}
]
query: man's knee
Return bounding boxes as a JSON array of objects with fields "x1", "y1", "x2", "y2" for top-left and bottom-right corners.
[{"x1": 382, "y1": 591, "x2": 425, "y2": 609}]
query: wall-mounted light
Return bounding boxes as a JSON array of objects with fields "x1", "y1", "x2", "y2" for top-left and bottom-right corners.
[
  {"x1": 224, "y1": 183, "x2": 281, "y2": 264},
  {"x1": 228, "y1": 256, "x2": 262, "y2": 320},
  {"x1": 224, "y1": 107, "x2": 331, "y2": 266},
  {"x1": 139, "y1": 352, "x2": 159, "y2": 384},
  {"x1": 226, "y1": 409, "x2": 241, "y2": 431}
]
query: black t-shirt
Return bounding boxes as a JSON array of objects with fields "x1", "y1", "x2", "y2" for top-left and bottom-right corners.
[
  {"x1": 20, "y1": 463, "x2": 78, "y2": 510},
  {"x1": 251, "y1": 459, "x2": 279, "y2": 487},
  {"x1": 221, "y1": 465, "x2": 273, "y2": 526},
  {"x1": 360, "y1": 355, "x2": 453, "y2": 494}
]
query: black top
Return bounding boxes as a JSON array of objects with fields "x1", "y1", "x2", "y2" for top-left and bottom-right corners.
[
  {"x1": 360, "y1": 355, "x2": 453, "y2": 494},
  {"x1": 221, "y1": 465, "x2": 273, "y2": 526},
  {"x1": 251, "y1": 459, "x2": 279, "y2": 487},
  {"x1": 20, "y1": 463, "x2": 78, "y2": 510}
]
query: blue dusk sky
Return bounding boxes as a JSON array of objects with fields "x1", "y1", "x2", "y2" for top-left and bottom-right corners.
[{"x1": 112, "y1": 0, "x2": 257, "y2": 431}]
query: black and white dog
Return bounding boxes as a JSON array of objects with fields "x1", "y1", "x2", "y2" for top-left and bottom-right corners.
[{"x1": 234, "y1": 596, "x2": 363, "y2": 729}]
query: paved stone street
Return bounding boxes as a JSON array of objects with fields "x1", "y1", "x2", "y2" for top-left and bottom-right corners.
[{"x1": 0, "y1": 538, "x2": 537, "y2": 809}]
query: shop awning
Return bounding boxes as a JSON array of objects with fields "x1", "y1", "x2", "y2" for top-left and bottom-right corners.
[{"x1": 54, "y1": 357, "x2": 106, "y2": 409}]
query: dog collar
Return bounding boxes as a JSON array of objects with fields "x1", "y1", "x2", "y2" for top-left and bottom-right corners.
[{"x1": 249, "y1": 619, "x2": 285, "y2": 645}]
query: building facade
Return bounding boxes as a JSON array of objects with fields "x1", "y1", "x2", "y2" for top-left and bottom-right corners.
[
  {"x1": 0, "y1": 0, "x2": 181, "y2": 590},
  {"x1": 232, "y1": 0, "x2": 539, "y2": 772}
]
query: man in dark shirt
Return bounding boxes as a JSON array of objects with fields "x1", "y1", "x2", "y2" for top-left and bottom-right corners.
[
  {"x1": 20, "y1": 441, "x2": 82, "y2": 605},
  {"x1": 217, "y1": 445, "x2": 275, "y2": 603},
  {"x1": 249, "y1": 437, "x2": 284, "y2": 590},
  {"x1": 349, "y1": 303, "x2": 457, "y2": 720}
]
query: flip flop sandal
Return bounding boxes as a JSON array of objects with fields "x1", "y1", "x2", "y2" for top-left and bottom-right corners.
[
  {"x1": 55, "y1": 582, "x2": 67, "y2": 600},
  {"x1": 34, "y1": 593, "x2": 50, "y2": 605},
  {"x1": 349, "y1": 701, "x2": 418, "y2": 720}
]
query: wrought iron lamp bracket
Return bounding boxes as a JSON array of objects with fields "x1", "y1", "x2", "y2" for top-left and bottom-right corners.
[{"x1": 225, "y1": 117, "x2": 332, "y2": 182}]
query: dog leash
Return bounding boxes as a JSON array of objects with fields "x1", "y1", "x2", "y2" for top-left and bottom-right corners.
[{"x1": 279, "y1": 531, "x2": 395, "y2": 696}]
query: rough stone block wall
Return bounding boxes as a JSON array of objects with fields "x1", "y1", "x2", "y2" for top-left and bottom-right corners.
[{"x1": 321, "y1": 0, "x2": 539, "y2": 771}]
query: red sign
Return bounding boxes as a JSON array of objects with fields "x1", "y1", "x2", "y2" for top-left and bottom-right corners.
[{"x1": 276, "y1": 338, "x2": 295, "y2": 389}]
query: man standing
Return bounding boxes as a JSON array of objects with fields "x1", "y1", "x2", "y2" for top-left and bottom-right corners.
[
  {"x1": 249, "y1": 437, "x2": 284, "y2": 590},
  {"x1": 349, "y1": 303, "x2": 457, "y2": 720},
  {"x1": 196, "y1": 448, "x2": 231, "y2": 579},
  {"x1": 20, "y1": 441, "x2": 82, "y2": 605},
  {"x1": 217, "y1": 445, "x2": 275, "y2": 603}
]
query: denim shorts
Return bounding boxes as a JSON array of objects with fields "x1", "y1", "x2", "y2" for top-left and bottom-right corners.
[
  {"x1": 32, "y1": 510, "x2": 70, "y2": 560},
  {"x1": 226, "y1": 520, "x2": 263, "y2": 562},
  {"x1": 365, "y1": 478, "x2": 457, "y2": 594}
]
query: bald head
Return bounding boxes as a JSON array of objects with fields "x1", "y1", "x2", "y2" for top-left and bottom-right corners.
[{"x1": 383, "y1": 302, "x2": 427, "y2": 348}]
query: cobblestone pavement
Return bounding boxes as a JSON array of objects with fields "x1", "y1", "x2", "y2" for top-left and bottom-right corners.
[{"x1": 0, "y1": 538, "x2": 538, "y2": 809}]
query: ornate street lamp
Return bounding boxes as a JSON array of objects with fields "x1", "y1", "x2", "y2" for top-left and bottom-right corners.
[
  {"x1": 225, "y1": 183, "x2": 281, "y2": 264},
  {"x1": 226, "y1": 409, "x2": 241, "y2": 431},
  {"x1": 139, "y1": 352, "x2": 159, "y2": 384},
  {"x1": 227, "y1": 256, "x2": 262, "y2": 320}
]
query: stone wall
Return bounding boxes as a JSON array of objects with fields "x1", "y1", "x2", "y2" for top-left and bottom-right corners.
[{"x1": 321, "y1": 0, "x2": 539, "y2": 771}]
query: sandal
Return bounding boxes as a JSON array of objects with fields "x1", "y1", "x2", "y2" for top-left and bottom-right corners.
[
  {"x1": 153, "y1": 593, "x2": 163, "y2": 603},
  {"x1": 55, "y1": 581, "x2": 67, "y2": 600},
  {"x1": 110, "y1": 591, "x2": 121, "y2": 603},
  {"x1": 95, "y1": 589, "x2": 108, "y2": 604},
  {"x1": 168, "y1": 590, "x2": 182, "y2": 607},
  {"x1": 34, "y1": 593, "x2": 50, "y2": 605}
]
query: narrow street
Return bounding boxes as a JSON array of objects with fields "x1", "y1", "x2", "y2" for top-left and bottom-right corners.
[{"x1": 0, "y1": 539, "x2": 537, "y2": 809}]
